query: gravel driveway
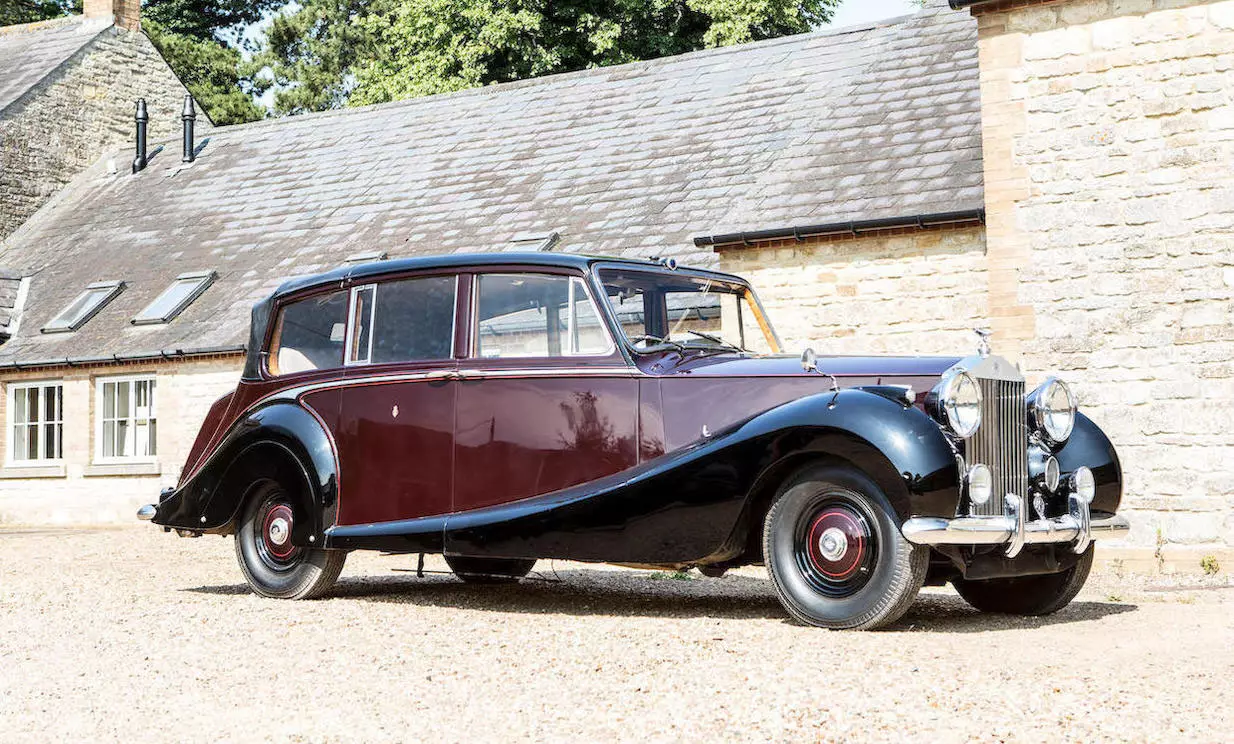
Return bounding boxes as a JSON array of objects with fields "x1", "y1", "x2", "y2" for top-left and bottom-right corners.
[{"x1": 1, "y1": 527, "x2": 1230, "y2": 742}]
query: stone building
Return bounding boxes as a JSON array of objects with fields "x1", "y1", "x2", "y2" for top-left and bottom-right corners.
[
  {"x1": 0, "y1": 0, "x2": 1229, "y2": 569},
  {"x1": 0, "y1": 0, "x2": 209, "y2": 239}
]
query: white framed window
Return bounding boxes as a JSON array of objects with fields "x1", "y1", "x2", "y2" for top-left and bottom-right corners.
[
  {"x1": 42, "y1": 281, "x2": 125, "y2": 333},
  {"x1": 132, "y1": 271, "x2": 216, "y2": 325},
  {"x1": 95, "y1": 376, "x2": 157, "y2": 462},
  {"x1": 7, "y1": 382, "x2": 64, "y2": 464}
]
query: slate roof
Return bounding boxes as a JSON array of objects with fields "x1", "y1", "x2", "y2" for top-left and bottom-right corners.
[
  {"x1": 0, "y1": 0, "x2": 981, "y2": 367},
  {"x1": 0, "y1": 16, "x2": 113, "y2": 115}
]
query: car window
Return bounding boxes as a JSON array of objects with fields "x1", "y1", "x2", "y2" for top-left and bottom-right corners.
[
  {"x1": 269, "y1": 290, "x2": 348, "y2": 375},
  {"x1": 346, "y1": 275, "x2": 456, "y2": 365},
  {"x1": 475, "y1": 274, "x2": 612, "y2": 358}
]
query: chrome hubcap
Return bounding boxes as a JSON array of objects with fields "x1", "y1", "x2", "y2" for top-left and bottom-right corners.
[
  {"x1": 818, "y1": 527, "x2": 848, "y2": 562},
  {"x1": 268, "y1": 517, "x2": 289, "y2": 547}
]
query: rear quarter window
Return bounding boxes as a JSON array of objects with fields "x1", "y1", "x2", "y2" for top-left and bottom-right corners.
[{"x1": 268, "y1": 290, "x2": 348, "y2": 375}]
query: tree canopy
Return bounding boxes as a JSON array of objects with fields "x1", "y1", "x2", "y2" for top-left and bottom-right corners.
[
  {"x1": 4, "y1": 0, "x2": 841, "y2": 122},
  {"x1": 263, "y1": 0, "x2": 839, "y2": 114}
]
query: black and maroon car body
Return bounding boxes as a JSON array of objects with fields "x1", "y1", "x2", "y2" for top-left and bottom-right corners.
[{"x1": 141, "y1": 253, "x2": 1129, "y2": 629}]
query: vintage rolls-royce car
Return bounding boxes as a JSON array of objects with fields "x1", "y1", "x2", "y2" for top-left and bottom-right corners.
[{"x1": 139, "y1": 253, "x2": 1129, "y2": 629}]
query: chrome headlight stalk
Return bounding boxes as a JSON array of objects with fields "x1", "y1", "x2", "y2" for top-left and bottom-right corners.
[
  {"x1": 928, "y1": 370, "x2": 982, "y2": 439},
  {"x1": 1027, "y1": 377, "x2": 1076, "y2": 445}
]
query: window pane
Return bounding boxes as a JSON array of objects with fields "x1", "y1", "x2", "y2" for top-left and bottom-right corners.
[
  {"x1": 116, "y1": 381, "x2": 130, "y2": 421},
  {"x1": 477, "y1": 275, "x2": 567, "y2": 358},
  {"x1": 45, "y1": 422, "x2": 60, "y2": 460},
  {"x1": 347, "y1": 286, "x2": 375, "y2": 364},
  {"x1": 13, "y1": 387, "x2": 28, "y2": 425},
  {"x1": 133, "y1": 275, "x2": 213, "y2": 324},
  {"x1": 13, "y1": 424, "x2": 28, "y2": 461},
  {"x1": 115, "y1": 419, "x2": 130, "y2": 457},
  {"x1": 371, "y1": 276, "x2": 456, "y2": 363},
  {"x1": 44, "y1": 284, "x2": 122, "y2": 332},
  {"x1": 103, "y1": 382, "x2": 116, "y2": 419},
  {"x1": 269, "y1": 291, "x2": 348, "y2": 375}
]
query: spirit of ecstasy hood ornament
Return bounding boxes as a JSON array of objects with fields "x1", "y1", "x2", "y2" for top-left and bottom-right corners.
[{"x1": 974, "y1": 328, "x2": 992, "y2": 358}]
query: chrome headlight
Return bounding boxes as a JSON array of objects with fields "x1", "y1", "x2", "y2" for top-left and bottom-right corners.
[
  {"x1": 1028, "y1": 377, "x2": 1076, "y2": 444},
  {"x1": 935, "y1": 370, "x2": 982, "y2": 439}
]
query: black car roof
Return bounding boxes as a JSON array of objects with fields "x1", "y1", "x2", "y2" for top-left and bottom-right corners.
[{"x1": 269, "y1": 252, "x2": 750, "y2": 300}]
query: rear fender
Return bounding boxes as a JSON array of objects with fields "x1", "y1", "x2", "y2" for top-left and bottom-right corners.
[{"x1": 152, "y1": 402, "x2": 339, "y2": 543}]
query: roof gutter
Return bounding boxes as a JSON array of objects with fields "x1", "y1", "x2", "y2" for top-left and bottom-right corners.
[
  {"x1": 693, "y1": 209, "x2": 986, "y2": 249},
  {"x1": 0, "y1": 344, "x2": 247, "y2": 372}
]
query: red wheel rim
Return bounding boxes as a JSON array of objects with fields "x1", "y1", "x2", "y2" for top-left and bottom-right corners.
[
  {"x1": 260, "y1": 502, "x2": 297, "y2": 562},
  {"x1": 805, "y1": 508, "x2": 866, "y2": 581}
]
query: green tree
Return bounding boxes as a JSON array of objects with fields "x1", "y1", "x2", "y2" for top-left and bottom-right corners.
[
  {"x1": 262, "y1": 0, "x2": 838, "y2": 114},
  {"x1": 0, "y1": 0, "x2": 78, "y2": 26}
]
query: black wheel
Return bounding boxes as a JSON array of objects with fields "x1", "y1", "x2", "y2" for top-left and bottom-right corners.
[
  {"x1": 953, "y1": 546, "x2": 1093, "y2": 616},
  {"x1": 445, "y1": 555, "x2": 536, "y2": 584},
  {"x1": 763, "y1": 464, "x2": 928, "y2": 630},
  {"x1": 234, "y1": 480, "x2": 346, "y2": 599}
]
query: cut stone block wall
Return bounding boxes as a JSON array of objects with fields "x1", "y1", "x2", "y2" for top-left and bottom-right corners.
[
  {"x1": 973, "y1": 0, "x2": 1234, "y2": 551},
  {"x1": 0, "y1": 356, "x2": 242, "y2": 524},
  {"x1": 0, "y1": 25, "x2": 203, "y2": 240},
  {"x1": 717, "y1": 226, "x2": 991, "y2": 356}
]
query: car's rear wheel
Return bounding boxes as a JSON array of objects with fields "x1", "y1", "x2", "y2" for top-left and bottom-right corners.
[
  {"x1": 445, "y1": 555, "x2": 536, "y2": 584},
  {"x1": 234, "y1": 480, "x2": 346, "y2": 599},
  {"x1": 953, "y1": 546, "x2": 1093, "y2": 616},
  {"x1": 763, "y1": 464, "x2": 927, "y2": 630}
]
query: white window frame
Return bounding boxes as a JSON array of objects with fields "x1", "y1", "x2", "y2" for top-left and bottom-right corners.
[
  {"x1": 42, "y1": 281, "x2": 125, "y2": 334},
  {"x1": 6, "y1": 381, "x2": 65, "y2": 465},
  {"x1": 94, "y1": 375, "x2": 158, "y2": 463}
]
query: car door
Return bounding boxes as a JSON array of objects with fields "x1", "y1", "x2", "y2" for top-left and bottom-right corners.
[
  {"x1": 332, "y1": 273, "x2": 461, "y2": 526},
  {"x1": 452, "y1": 270, "x2": 639, "y2": 513}
]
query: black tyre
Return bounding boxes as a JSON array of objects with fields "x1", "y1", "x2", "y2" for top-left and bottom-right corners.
[
  {"x1": 953, "y1": 546, "x2": 1093, "y2": 616},
  {"x1": 445, "y1": 555, "x2": 536, "y2": 584},
  {"x1": 763, "y1": 464, "x2": 928, "y2": 630},
  {"x1": 234, "y1": 480, "x2": 346, "y2": 599}
]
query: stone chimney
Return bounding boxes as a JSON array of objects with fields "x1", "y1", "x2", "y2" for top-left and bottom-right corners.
[{"x1": 84, "y1": 0, "x2": 140, "y2": 32}]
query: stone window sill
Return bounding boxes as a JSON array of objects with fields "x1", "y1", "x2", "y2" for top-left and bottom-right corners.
[
  {"x1": 0, "y1": 464, "x2": 67, "y2": 479},
  {"x1": 83, "y1": 462, "x2": 162, "y2": 478}
]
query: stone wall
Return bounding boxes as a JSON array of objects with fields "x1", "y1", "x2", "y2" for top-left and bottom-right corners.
[
  {"x1": 0, "y1": 356, "x2": 242, "y2": 524},
  {"x1": 0, "y1": 25, "x2": 203, "y2": 240},
  {"x1": 972, "y1": 0, "x2": 1234, "y2": 556},
  {"x1": 716, "y1": 226, "x2": 991, "y2": 355}
]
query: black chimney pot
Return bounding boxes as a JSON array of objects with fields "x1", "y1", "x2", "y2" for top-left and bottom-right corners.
[
  {"x1": 132, "y1": 98, "x2": 148, "y2": 174},
  {"x1": 181, "y1": 95, "x2": 197, "y2": 163}
]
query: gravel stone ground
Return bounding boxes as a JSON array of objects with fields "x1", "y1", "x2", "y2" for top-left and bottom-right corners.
[{"x1": 1, "y1": 527, "x2": 1231, "y2": 743}]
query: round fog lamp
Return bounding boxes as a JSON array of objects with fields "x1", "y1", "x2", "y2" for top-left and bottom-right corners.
[
  {"x1": 1072, "y1": 466, "x2": 1095, "y2": 504},
  {"x1": 968, "y1": 464, "x2": 993, "y2": 506},
  {"x1": 1045, "y1": 456, "x2": 1061, "y2": 493}
]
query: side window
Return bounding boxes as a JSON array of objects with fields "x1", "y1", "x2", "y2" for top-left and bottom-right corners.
[
  {"x1": 347, "y1": 276, "x2": 457, "y2": 365},
  {"x1": 268, "y1": 290, "x2": 348, "y2": 375},
  {"x1": 476, "y1": 274, "x2": 612, "y2": 359}
]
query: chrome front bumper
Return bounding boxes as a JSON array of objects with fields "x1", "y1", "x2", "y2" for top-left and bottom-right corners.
[{"x1": 901, "y1": 493, "x2": 1129, "y2": 558}]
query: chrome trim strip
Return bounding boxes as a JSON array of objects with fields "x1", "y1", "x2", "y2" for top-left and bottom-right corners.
[{"x1": 257, "y1": 367, "x2": 637, "y2": 407}]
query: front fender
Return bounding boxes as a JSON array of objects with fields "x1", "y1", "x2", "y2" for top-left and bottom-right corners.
[
  {"x1": 739, "y1": 388, "x2": 962, "y2": 520},
  {"x1": 153, "y1": 402, "x2": 339, "y2": 542},
  {"x1": 1054, "y1": 411, "x2": 1122, "y2": 515}
]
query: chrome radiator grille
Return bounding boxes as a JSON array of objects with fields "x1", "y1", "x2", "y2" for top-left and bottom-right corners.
[{"x1": 967, "y1": 377, "x2": 1029, "y2": 516}]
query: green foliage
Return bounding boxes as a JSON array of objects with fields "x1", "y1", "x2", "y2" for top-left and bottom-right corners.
[
  {"x1": 143, "y1": 0, "x2": 280, "y2": 40},
  {"x1": 145, "y1": 19, "x2": 268, "y2": 125},
  {"x1": 1200, "y1": 555, "x2": 1220, "y2": 576},
  {"x1": 261, "y1": 0, "x2": 839, "y2": 114},
  {"x1": 0, "y1": 0, "x2": 78, "y2": 26}
]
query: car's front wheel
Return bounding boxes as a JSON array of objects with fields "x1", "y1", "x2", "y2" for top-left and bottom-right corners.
[
  {"x1": 763, "y1": 464, "x2": 927, "y2": 630},
  {"x1": 952, "y1": 546, "x2": 1093, "y2": 616},
  {"x1": 234, "y1": 480, "x2": 346, "y2": 599}
]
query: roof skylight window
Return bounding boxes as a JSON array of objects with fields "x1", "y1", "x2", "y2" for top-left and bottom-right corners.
[
  {"x1": 132, "y1": 271, "x2": 217, "y2": 325},
  {"x1": 41, "y1": 281, "x2": 125, "y2": 334}
]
